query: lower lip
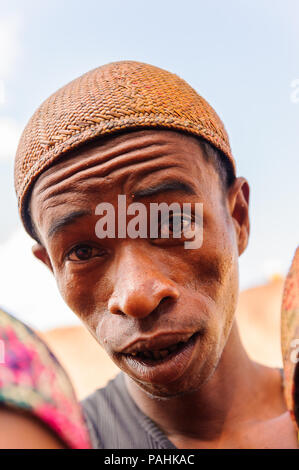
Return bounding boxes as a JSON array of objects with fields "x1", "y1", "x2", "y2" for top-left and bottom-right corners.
[{"x1": 119, "y1": 333, "x2": 199, "y2": 385}]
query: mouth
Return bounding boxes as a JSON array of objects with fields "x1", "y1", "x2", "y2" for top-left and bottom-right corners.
[
  {"x1": 117, "y1": 332, "x2": 200, "y2": 384},
  {"x1": 124, "y1": 333, "x2": 196, "y2": 363}
]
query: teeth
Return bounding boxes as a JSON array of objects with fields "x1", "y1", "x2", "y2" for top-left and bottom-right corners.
[
  {"x1": 152, "y1": 350, "x2": 161, "y2": 360},
  {"x1": 143, "y1": 351, "x2": 153, "y2": 359},
  {"x1": 129, "y1": 341, "x2": 183, "y2": 360},
  {"x1": 159, "y1": 349, "x2": 170, "y2": 358}
]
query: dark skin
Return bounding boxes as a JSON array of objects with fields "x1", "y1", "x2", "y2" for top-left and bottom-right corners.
[{"x1": 30, "y1": 129, "x2": 298, "y2": 448}]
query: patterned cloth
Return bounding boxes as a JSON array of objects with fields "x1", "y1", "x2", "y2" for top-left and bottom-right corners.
[
  {"x1": 0, "y1": 308, "x2": 92, "y2": 448},
  {"x1": 281, "y1": 246, "x2": 299, "y2": 430}
]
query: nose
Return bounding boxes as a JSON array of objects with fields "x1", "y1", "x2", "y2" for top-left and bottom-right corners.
[{"x1": 108, "y1": 244, "x2": 180, "y2": 319}]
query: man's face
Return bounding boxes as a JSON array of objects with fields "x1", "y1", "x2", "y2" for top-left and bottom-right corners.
[{"x1": 30, "y1": 130, "x2": 249, "y2": 397}]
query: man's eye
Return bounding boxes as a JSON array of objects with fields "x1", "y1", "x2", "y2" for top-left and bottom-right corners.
[
  {"x1": 67, "y1": 244, "x2": 106, "y2": 261},
  {"x1": 160, "y1": 214, "x2": 193, "y2": 238},
  {"x1": 150, "y1": 213, "x2": 197, "y2": 246}
]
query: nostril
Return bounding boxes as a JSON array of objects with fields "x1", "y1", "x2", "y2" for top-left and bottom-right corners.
[
  {"x1": 113, "y1": 309, "x2": 125, "y2": 316},
  {"x1": 151, "y1": 295, "x2": 177, "y2": 316},
  {"x1": 108, "y1": 295, "x2": 124, "y2": 315},
  {"x1": 160, "y1": 296, "x2": 173, "y2": 305}
]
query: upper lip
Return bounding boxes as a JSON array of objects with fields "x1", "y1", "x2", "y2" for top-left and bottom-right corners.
[{"x1": 119, "y1": 332, "x2": 196, "y2": 354}]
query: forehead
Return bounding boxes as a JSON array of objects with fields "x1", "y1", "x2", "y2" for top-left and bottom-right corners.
[{"x1": 30, "y1": 129, "x2": 218, "y2": 234}]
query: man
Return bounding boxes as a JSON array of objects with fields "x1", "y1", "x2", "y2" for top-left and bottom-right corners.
[{"x1": 14, "y1": 61, "x2": 298, "y2": 448}]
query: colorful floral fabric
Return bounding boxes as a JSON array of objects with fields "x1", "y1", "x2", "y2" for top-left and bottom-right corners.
[
  {"x1": 0, "y1": 308, "x2": 92, "y2": 449},
  {"x1": 281, "y1": 246, "x2": 299, "y2": 430}
]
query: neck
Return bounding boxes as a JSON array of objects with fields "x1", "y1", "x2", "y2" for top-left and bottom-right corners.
[{"x1": 125, "y1": 322, "x2": 284, "y2": 443}]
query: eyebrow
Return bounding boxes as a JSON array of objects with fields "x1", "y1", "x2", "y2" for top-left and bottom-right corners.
[
  {"x1": 46, "y1": 180, "x2": 196, "y2": 239},
  {"x1": 48, "y1": 209, "x2": 92, "y2": 239},
  {"x1": 132, "y1": 179, "x2": 197, "y2": 200}
]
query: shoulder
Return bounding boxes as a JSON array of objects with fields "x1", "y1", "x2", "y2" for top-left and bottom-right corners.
[
  {"x1": 82, "y1": 372, "x2": 126, "y2": 418},
  {"x1": 81, "y1": 373, "x2": 124, "y2": 448},
  {"x1": 80, "y1": 373, "x2": 172, "y2": 449},
  {"x1": 81, "y1": 372, "x2": 148, "y2": 448}
]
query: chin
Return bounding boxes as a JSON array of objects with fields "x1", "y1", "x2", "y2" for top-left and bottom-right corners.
[{"x1": 128, "y1": 356, "x2": 215, "y2": 400}]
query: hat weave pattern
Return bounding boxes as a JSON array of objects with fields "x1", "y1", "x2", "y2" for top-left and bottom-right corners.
[{"x1": 14, "y1": 61, "x2": 235, "y2": 236}]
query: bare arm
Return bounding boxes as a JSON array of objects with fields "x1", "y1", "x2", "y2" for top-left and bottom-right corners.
[{"x1": 0, "y1": 407, "x2": 66, "y2": 449}]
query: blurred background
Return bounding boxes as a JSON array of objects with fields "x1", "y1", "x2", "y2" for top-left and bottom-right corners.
[{"x1": 0, "y1": 0, "x2": 298, "y2": 398}]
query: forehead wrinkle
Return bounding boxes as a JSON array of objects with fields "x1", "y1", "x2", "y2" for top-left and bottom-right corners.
[
  {"x1": 35, "y1": 175, "x2": 108, "y2": 210},
  {"x1": 33, "y1": 190, "x2": 93, "y2": 232},
  {"x1": 41, "y1": 191, "x2": 96, "y2": 212},
  {"x1": 32, "y1": 129, "x2": 204, "y2": 200},
  {"x1": 123, "y1": 163, "x2": 190, "y2": 195},
  {"x1": 34, "y1": 141, "x2": 171, "y2": 196},
  {"x1": 32, "y1": 131, "x2": 207, "y2": 224},
  {"x1": 34, "y1": 150, "x2": 181, "y2": 208}
]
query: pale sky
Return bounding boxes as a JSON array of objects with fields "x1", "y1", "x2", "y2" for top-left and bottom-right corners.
[{"x1": 0, "y1": 0, "x2": 298, "y2": 330}]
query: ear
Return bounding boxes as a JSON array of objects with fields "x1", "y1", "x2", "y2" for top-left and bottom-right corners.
[
  {"x1": 227, "y1": 177, "x2": 250, "y2": 256},
  {"x1": 32, "y1": 244, "x2": 53, "y2": 273}
]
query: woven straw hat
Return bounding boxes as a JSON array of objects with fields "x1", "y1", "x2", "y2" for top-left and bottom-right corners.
[{"x1": 14, "y1": 60, "x2": 236, "y2": 237}]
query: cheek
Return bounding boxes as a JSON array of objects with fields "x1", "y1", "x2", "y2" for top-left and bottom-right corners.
[
  {"x1": 183, "y1": 238, "x2": 238, "y2": 303},
  {"x1": 204, "y1": 212, "x2": 239, "y2": 289},
  {"x1": 185, "y1": 217, "x2": 239, "y2": 339},
  {"x1": 54, "y1": 267, "x2": 111, "y2": 327}
]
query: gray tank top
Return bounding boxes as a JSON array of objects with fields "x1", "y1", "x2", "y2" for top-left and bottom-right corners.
[
  {"x1": 81, "y1": 372, "x2": 176, "y2": 449},
  {"x1": 82, "y1": 368, "x2": 285, "y2": 449}
]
